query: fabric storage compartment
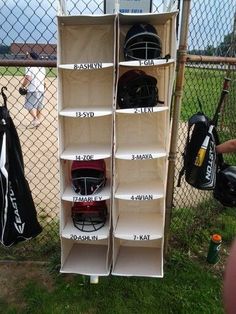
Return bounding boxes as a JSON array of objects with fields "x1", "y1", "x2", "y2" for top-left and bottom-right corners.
[
  {"x1": 58, "y1": 115, "x2": 113, "y2": 160},
  {"x1": 61, "y1": 238, "x2": 111, "y2": 276},
  {"x1": 112, "y1": 238, "x2": 163, "y2": 277},
  {"x1": 113, "y1": 158, "x2": 167, "y2": 200},
  {"x1": 58, "y1": 14, "x2": 116, "y2": 64},
  {"x1": 117, "y1": 11, "x2": 177, "y2": 65},
  {"x1": 113, "y1": 198, "x2": 165, "y2": 240},
  {"x1": 59, "y1": 158, "x2": 112, "y2": 202},
  {"x1": 114, "y1": 111, "x2": 170, "y2": 159},
  {"x1": 60, "y1": 200, "x2": 111, "y2": 241},
  {"x1": 58, "y1": 67, "x2": 115, "y2": 115}
]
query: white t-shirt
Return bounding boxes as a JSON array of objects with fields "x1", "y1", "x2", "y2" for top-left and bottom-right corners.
[{"x1": 25, "y1": 67, "x2": 46, "y2": 93}]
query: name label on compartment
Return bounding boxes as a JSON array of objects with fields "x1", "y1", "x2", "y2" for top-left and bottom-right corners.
[
  {"x1": 73, "y1": 196, "x2": 103, "y2": 202},
  {"x1": 70, "y1": 234, "x2": 98, "y2": 241},
  {"x1": 74, "y1": 63, "x2": 103, "y2": 70},
  {"x1": 75, "y1": 155, "x2": 94, "y2": 161},
  {"x1": 139, "y1": 59, "x2": 155, "y2": 66},
  {"x1": 131, "y1": 154, "x2": 153, "y2": 160},
  {"x1": 76, "y1": 111, "x2": 95, "y2": 118},
  {"x1": 133, "y1": 234, "x2": 150, "y2": 241},
  {"x1": 134, "y1": 107, "x2": 154, "y2": 114},
  {"x1": 130, "y1": 194, "x2": 153, "y2": 201}
]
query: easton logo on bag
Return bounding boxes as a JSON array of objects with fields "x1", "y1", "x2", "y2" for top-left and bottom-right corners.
[
  {"x1": 178, "y1": 111, "x2": 218, "y2": 190},
  {"x1": 0, "y1": 86, "x2": 42, "y2": 247}
]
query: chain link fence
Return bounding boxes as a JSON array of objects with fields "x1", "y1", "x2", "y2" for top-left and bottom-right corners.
[
  {"x1": 176, "y1": 0, "x2": 236, "y2": 203},
  {"x1": 0, "y1": 0, "x2": 235, "y2": 260},
  {"x1": 174, "y1": 3, "x2": 236, "y2": 198},
  {"x1": 172, "y1": 0, "x2": 236, "y2": 250}
]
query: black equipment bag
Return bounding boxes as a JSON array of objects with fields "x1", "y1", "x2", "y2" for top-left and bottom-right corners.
[
  {"x1": 0, "y1": 87, "x2": 42, "y2": 247},
  {"x1": 213, "y1": 164, "x2": 236, "y2": 207},
  {"x1": 178, "y1": 78, "x2": 230, "y2": 191},
  {"x1": 177, "y1": 111, "x2": 221, "y2": 190}
]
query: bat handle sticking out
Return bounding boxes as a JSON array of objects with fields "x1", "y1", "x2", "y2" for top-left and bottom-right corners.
[
  {"x1": 212, "y1": 77, "x2": 231, "y2": 126},
  {"x1": 223, "y1": 77, "x2": 231, "y2": 91},
  {"x1": 194, "y1": 125, "x2": 214, "y2": 167}
]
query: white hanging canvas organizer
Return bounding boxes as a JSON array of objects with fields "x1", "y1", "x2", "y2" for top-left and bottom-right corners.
[{"x1": 57, "y1": 7, "x2": 177, "y2": 279}]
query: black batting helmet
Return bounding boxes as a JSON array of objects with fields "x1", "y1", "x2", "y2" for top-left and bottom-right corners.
[
  {"x1": 124, "y1": 23, "x2": 162, "y2": 61},
  {"x1": 117, "y1": 69, "x2": 159, "y2": 109},
  {"x1": 213, "y1": 165, "x2": 236, "y2": 207}
]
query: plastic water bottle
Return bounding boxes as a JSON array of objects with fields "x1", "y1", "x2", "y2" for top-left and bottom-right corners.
[{"x1": 206, "y1": 234, "x2": 222, "y2": 264}]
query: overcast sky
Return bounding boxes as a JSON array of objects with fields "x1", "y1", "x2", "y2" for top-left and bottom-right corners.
[
  {"x1": 0, "y1": 0, "x2": 235, "y2": 50},
  {"x1": 188, "y1": 0, "x2": 235, "y2": 50}
]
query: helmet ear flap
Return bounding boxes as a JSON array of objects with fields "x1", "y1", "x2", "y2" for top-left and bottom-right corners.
[{"x1": 118, "y1": 85, "x2": 131, "y2": 108}]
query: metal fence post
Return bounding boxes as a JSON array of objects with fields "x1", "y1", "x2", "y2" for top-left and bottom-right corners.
[{"x1": 164, "y1": 0, "x2": 191, "y2": 255}]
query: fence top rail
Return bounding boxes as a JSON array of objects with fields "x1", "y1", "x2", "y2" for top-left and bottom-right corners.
[
  {"x1": 0, "y1": 59, "x2": 57, "y2": 68},
  {"x1": 186, "y1": 54, "x2": 236, "y2": 64}
]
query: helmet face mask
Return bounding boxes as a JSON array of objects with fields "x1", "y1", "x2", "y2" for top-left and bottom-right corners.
[
  {"x1": 124, "y1": 23, "x2": 162, "y2": 61},
  {"x1": 71, "y1": 160, "x2": 106, "y2": 195},
  {"x1": 72, "y1": 201, "x2": 107, "y2": 232},
  {"x1": 117, "y1": 70, "x2": 158, "y2": 109},
  {"x1": 214, "y1": 165, "x2": 236, "y2": 207}
]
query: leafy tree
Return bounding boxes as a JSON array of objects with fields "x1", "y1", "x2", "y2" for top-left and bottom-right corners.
[
  {"x1": 216, "y1": 32, "x2": 234, "y2": 56},
  {"x1": 205, "y1": 44, "x2": 216, "y2": 56},
  {"x1": 0, "y1": 45, "x2": 10, "y2": 54},
  {"x1": 188, "y1": 32, "x2": 235, "y2": 57}
]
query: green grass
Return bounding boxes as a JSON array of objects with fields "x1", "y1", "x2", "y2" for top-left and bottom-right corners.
[
  {"x1": 0, "y1": 253, "x2": 224, "y2": 314},
  {"x1": 171, "y1": 199, "x2": 236, "y2": 252},
  {"x1": 0, "y1": 66, "x2": 57, "y2": 77},
  {"x1": 0, "y1": 200, "x2": 235, "y2": 314},
  {"x1": 181, "y1": 67, "x2": 236, "y2": 122}
]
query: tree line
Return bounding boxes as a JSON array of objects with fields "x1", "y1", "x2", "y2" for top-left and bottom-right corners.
[
  {"x1": 188, "y1": 32, "x2": 235, "y2": 57},
  {"x1": 0, "y1": 45, "x2": 10, "y2": 54}
]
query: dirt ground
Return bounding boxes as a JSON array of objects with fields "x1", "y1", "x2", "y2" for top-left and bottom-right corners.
[{"x1": 0, "y1": 261, "x2": 53, "y2": 308}]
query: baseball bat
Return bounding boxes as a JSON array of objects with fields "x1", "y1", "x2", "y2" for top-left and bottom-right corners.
[
  {"x1": 194, "y1": 77, "x2": 231, "y2": 167},
  {"x1": 212, "y1": 77, "x2": 231, "y2": 127}
]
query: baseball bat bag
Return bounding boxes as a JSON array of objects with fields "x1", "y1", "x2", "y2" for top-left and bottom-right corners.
[
  {"x1": 177, "y1": 109, "x2": 220, "y2": 189},
  {"x1": 178, "y1": 78, "x2": 230, "y2": 190},
  {"x1": 0, "y1": 87, "x2": 42, "y2": 247}
]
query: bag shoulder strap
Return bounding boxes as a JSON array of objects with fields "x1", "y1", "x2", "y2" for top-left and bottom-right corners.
[
  {"x1": 0, "y1": 87, "x2": 9, "y2": 130},
  {"x1": 1, "y1": 87, "x2": 8, "y2": 108},
  {"x1": 177, "y1": 117, "x2": 193, "y2": 187}
]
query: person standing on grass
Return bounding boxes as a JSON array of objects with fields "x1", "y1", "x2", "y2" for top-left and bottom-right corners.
[
  {"x1": 20, "y1": 51, "x2": 46, "y2": 128},
  {"x1": 216, "y1": 138, "x2": 236, "y2": 314}
]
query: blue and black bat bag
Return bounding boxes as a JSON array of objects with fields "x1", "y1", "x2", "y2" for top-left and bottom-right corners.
[{"x1": 0, "y1": 87, "x2": 42, "y2": 247}]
